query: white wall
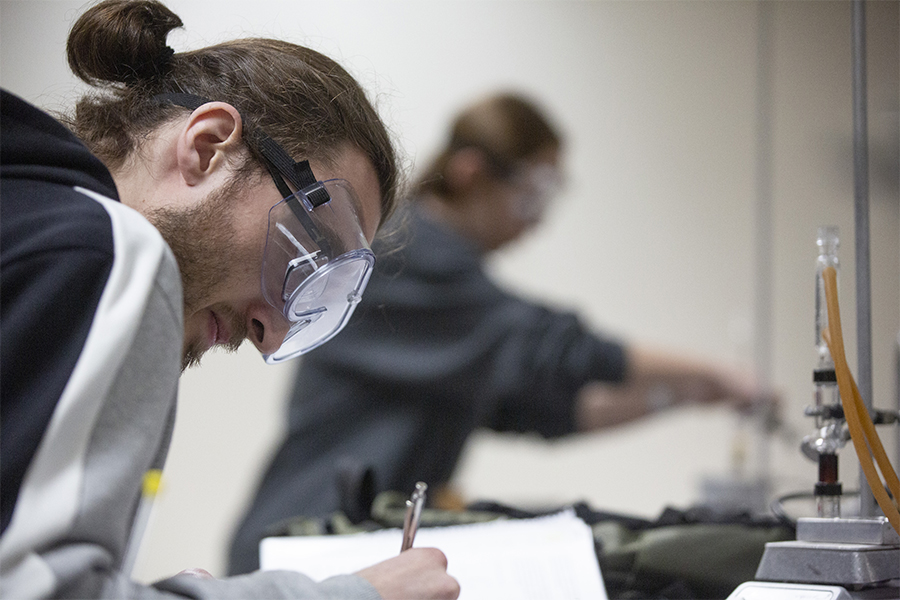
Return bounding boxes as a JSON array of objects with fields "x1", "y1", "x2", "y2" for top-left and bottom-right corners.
[{"x1": 2, "y1": 0, "x2": 897, "y2": 583}]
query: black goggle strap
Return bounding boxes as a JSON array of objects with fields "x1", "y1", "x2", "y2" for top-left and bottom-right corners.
[
  {"x1": 153, "y1": 92, "x2": 333, "y2": 258},
  {"x1": 257, "y1": 152, "x2": 333, "y2": 259}
]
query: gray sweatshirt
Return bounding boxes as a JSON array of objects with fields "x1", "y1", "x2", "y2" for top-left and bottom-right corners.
[{"x1": 0, "y1": 90, "x2": 380, "y2": 599}]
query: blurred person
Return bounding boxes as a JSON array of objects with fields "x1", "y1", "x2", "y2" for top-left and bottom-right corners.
[
  {"x1": 0, "y1": 1, "x2": 459, "y2": 598},
  {"x1": 228, "y1": 92, "x2": 772, "y2": 574}
]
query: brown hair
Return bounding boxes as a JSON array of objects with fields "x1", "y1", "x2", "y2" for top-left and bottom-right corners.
[
  {"x1": 65, "y1": 0, "x2": 400, "y2": 225},
  {"x1": 416, "y1": 92, "x2": 562, "y2": 200}
]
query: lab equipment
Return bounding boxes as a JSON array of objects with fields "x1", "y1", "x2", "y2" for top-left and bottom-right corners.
[
  {"x1": 732, "y1": 228, "x2": 899, "y2": 599},
  {"x1": 801, "y1": 226, "x2": 847, "y2": 518}
]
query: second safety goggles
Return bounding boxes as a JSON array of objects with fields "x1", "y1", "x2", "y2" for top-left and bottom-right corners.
[{"x1": 506, "y1": 162, "x2": 564, "y2": 223}]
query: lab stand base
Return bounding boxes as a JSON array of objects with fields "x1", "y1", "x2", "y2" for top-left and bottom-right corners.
[
  {"x1": 753, "y1": 540, "x2": 898, "y2": 586},
  {"x1": 727, "y1": 517, "x2": 900, "y2": 600}
]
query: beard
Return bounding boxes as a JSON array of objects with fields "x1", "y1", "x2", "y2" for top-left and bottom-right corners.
[{"x1": 146, "y1": 183, "x2": 252, "y2": 370}]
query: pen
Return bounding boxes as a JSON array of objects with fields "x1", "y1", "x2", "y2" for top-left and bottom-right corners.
[
  {"x1": 400, "y1": 481, "x2": 427, "y2": 553},
  {"x1": 122, "y1": 469, "x2": 163, "y2": 575}
]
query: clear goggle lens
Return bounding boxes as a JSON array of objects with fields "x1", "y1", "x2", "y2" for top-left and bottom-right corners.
[
  {"x1": 508, "y1": 163, "x2": 563, "y2": 222},
  {"x1": 261, "y1": 179, "x2": 374, "y2": 363}
]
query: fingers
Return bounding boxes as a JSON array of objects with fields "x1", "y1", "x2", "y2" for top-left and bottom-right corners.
[
  {"x1": 712, "y1": 365, "x2": 780, "y2": 413},
  {"x1": 355, "y1": 547, "x2": 460, "y2": 600},
  {"x1": 416, "y1": 546, "x2": 449, "y2": 570}
]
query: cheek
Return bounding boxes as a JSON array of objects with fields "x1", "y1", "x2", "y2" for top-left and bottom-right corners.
[
  {"x1": 222, "y1": 239, "x2": 266, "y2": 302},
  {"x1": 186, "y1": 230, "x2": 265, "y2": 313},
  {"x1": 224, "y1": 211, "x2": 271, "y2": 297},
  {"x1": 242, "y1": 229, "x2": 273, "y2": 301}
]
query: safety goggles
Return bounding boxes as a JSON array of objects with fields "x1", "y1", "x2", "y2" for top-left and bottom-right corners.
[
  {"x1": 259, "y1": 173, "x2": 374, "y2": 363},
  {"x1": 469, "y1": 145, "x2": 563, "y2": 223},
  {"x1": 154, "y1": 93, "x2": 375, "y2": 364},
  {"x1": 506, "y1": 162, "x2": 564, "y2": 223}
]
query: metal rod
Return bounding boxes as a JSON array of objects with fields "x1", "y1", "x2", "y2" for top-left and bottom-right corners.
[
  {"x1": 753, "y1": 0, "x2": 774, "y2": 488},
  {"x1": 895, "y1": 331, "x2": 899, "y2": 481},
  {"x1": 851, "y1": 0, "x2": 875, "y2": 518}
]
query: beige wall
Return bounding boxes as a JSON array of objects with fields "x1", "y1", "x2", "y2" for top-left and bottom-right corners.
[{"x1": 2, "y1": 0, "x2": 897, "y2": 583}]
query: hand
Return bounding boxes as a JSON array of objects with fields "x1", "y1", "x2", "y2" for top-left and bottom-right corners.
[
  {"x1": 703, "y1": 364, "x2": 782, "y2": 421},
  {"x1": 575, "y1": 345, "x2": 783, "y2": 431},
  {"x1": 628, "y1": 344, "x2": 781, "y2": 411},
  {"x1": 355, "y1": 547, "x2": 460, "y2": 600}
]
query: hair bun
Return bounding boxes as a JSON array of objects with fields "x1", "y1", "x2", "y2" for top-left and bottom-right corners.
[{"x1": 67, "y1": 0, "x2": 182, "y2": 86}]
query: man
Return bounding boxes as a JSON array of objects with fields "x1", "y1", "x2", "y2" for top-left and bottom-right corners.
[{"x1": 0, "y1": 1, "x2": 458, "y2": 598}]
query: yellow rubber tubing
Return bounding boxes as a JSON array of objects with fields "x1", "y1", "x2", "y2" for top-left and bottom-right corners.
[
  {"x1": 821, "y1": 266, "x2": 899, "y2": 534},
  {"x1": 822, "y1": 268, "x2": 899, "y2": 500}
]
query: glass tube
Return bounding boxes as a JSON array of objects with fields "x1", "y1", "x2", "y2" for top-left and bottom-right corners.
[{"x1": 814, "y1": 226, "x2": 842, "y2": 518}]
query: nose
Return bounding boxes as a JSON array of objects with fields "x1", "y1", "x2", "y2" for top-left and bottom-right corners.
[{"x1": 245, "y1": 302, "x2": 291, "y2": 357}]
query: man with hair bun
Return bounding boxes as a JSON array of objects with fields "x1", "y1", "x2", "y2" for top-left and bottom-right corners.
[{"x1": 0, "y1": 1, "x2": 457, "y2": 598}]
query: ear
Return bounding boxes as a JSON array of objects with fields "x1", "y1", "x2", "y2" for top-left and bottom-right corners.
[
  {"x1": 176, "y1": 102, "x2": 243, "y2": 186},
  {"x1": 444, "y1": 147, "x2": 489, "y2": 192}
]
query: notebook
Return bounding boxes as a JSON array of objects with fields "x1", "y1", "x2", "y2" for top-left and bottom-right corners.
[{"x1": 260, "y1": 509, "x2": 607, "y2": 599}]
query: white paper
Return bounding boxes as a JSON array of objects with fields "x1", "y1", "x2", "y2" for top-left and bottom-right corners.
[{"x1": 260, "y1": 509, "x2": 608, "y2": 600}]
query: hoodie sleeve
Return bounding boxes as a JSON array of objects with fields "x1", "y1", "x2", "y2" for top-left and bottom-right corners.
[
  {"x1": 2, "y1": 92, "x2": 387, "y2": 599},
  {"x1": 146, "y1": 571, "x2": 381, "y2": 600}
]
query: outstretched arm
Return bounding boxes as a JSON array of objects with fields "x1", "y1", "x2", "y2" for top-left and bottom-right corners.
[{"x1": 575, "y1": 344, "x2": 776, "y2": 432}]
